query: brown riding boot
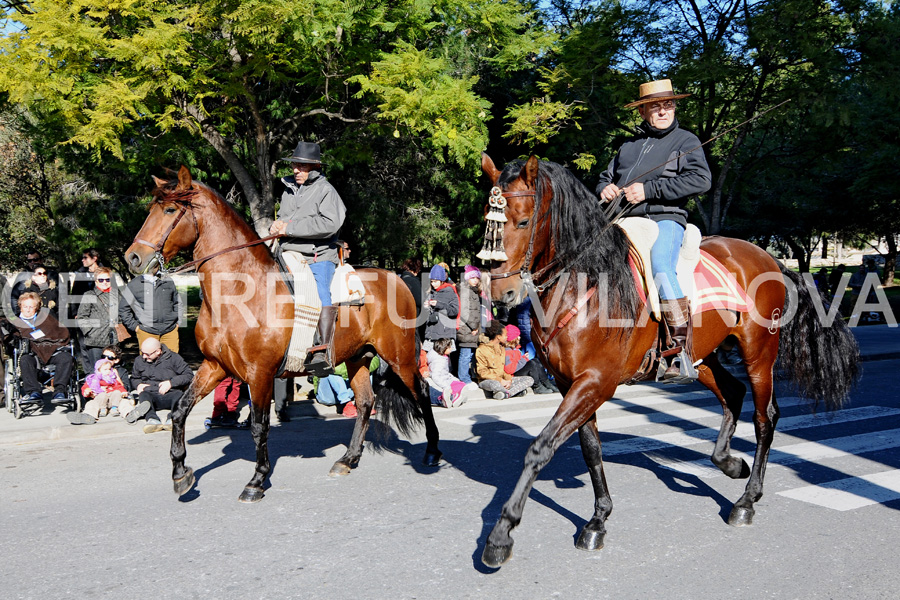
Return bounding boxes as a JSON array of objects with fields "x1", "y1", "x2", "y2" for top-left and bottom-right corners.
[
  {"x1": 303, "y1": 306, "x2": 338, "y2": 377},
  {"x1": 660, "y1": 297, "x2": 698, "y2": 382}
]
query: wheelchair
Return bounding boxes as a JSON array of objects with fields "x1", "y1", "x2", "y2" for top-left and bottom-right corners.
[{"x1": 3, "y1": 335, "x2": 82, "y2": 419}]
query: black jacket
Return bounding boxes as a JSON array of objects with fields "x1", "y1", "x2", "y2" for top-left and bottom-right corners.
[
  {"x1": 457, "y1": 283, "x2": 484, "y2": 348},
  {"x1": 400, "y1": 271, "x2": 423, "y2": 316},
  {"x1": 131, "y1": 346, "x2": 193, "y2": 390},
  {"x1": 596, "y1": 118, "x2": 711, "y2": 227},
  {"x1": 118, "y1": 275, "x2": 180, "y2": 335}
]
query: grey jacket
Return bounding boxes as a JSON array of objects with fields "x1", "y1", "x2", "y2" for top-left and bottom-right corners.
[
  {"x1": 76, "y1": 287, "x2": 118, "y2": 348},
  {"x1": 277, "y1": 172, "x2": 346, "y2": 264}
]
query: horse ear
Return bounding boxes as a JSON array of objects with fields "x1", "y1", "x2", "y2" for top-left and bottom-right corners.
[
  {"x1": 176, "y1": 165, "x2": 193, "y2": 190},
  {"x1": 482, "y1": 153, "x2": 501, "y2": 184},
  {"x1": 523, "y1": 156, "x2": 539, "y2": 188},
  {"x1": 151, "y1": 176, "x2": 166, "y2": 188}
]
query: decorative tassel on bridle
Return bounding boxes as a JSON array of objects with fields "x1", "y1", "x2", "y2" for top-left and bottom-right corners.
[{"x1": 476, "y1": 186, "x2": 508, "y2": 262}]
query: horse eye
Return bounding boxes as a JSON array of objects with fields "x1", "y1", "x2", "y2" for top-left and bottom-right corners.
[
  {"x1": 164, "y1": 207, "x2": 177, "y2": 215},
  {"x1": 516, "y1": 218, "x2": 530, "y2": 229}
]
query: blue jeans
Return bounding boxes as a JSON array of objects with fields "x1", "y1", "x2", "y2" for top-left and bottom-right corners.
[
  {"x1": 457, "y1": 347, "x2": 474, "y2": 384},
  {"x1": 315, "y1": 374, "x2": 354, "y2": 406},
  {"x1": 309, "y1": 260, "x2": 336, "y2": 307},
  {"x1": 650, "y1": 220, "x2": 685, "y2": 300}
]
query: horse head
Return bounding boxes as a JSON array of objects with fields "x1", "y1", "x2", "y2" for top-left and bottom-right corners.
[
  {"x1": 480, "y1": 153, "x2": 554, "y2": 307},
  {"x1": 125, "y1": 165, "x2": 203, "y2": 275}
]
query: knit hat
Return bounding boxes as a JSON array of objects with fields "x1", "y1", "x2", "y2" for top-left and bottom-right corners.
[
  {"x1": 463, "y1": 265, "x2": 482, "y2": 280},
  {"x1": 94, "y1": 358, "x2": 113, "y2": 372},
  {"x1": 429, "y1": 264, "x2": 447, "y2": 281},
  {"x1": 505, "y1": 324, "x2": 520, "y2": 340}
]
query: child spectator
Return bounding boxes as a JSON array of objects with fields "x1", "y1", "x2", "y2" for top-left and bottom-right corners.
[
  {"x1": 504, "y1": 325, "x2": 558, "y2": 394},
  {"x1": 67, "y1": 357, "x2": 130, "y2": 425},
  {"x1": 427, "y1": 338, "x2": 479, "y2": 408},
  {"x1": 424, "y1": 264, "x2": 460, "y2": 352},
  {"x1": 476, "y1": 321, "x2": 533, "y2": 400},
  {"x1": 457, "y1": 265, "x2": 491, "y2": 384}
]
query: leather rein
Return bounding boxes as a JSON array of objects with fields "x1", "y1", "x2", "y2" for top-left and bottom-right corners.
[{"x1": 131, "y1": 198, "x2": 283, "y2": 276}]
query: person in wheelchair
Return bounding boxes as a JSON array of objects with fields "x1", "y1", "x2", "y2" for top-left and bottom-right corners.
[{"x1": 9, "y1": 292, "x2": 74, "y2": 404}]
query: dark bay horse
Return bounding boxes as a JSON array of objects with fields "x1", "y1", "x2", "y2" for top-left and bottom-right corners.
[
  {"x1": 124, "y1": 166, "x2": 440, "y2": 502},
  {"x1": 479, "y1": 154, "x2": 859, "y2": 567}
]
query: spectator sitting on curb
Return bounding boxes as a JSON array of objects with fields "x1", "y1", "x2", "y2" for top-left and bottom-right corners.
[
  {"x1": 131, "y1": 337, "x2": 193, "y2": 434},
  {"x1": 476, "y1": 320, "x2": 533, "y2": 400}
]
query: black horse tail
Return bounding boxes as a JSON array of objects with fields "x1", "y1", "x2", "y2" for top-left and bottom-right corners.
[
  {"x1": 777, "y1": 263, "x2": 860, "y2": 410},
  {"x1": 374, "y1": 339, "x2": 428, "y2": 438}
]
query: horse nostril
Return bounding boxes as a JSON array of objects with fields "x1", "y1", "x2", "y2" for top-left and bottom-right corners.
[{"x1": 128, "y1": 252, "x2": 140, "y2": 267}]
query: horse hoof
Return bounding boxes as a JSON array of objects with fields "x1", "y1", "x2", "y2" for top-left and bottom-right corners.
[
  {"x1": 575, "y1": 528, "x2": 606, "y2": 551},
  {"x1": 173, "y1": 468, "x2": 195, "y2": 496},
  {"x1": 482, "y1": 542, "x2": 513, "y2": 568},
  {"x1": 238, "y1": 486, "x2": 265, "y2": 503},
  {"x1": 717, "y1": 457, "x2": 751, "y2": 479},
  {"x1": 422, "y1": 450, "x2": 443, "y2": 467},
  {"x1": 329, "y1": 461, "x2": 352, "y2": 477},
  {"x1": 728, "y1": 505, "x2": 754, "y2": 527}
]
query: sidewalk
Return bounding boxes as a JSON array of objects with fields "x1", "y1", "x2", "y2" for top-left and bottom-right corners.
[{"x1": 2, "y1": 325, "x2": 897, "y2": 446}]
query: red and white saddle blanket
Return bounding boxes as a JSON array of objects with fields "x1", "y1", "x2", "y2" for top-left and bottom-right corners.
[{"x1": 620, "y1": 218, "x2": 754, "y2": 318}]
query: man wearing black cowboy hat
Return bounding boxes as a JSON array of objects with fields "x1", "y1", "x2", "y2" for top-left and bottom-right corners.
[
  {"x1": 596, "y1": 79, "x2": 711, "y2": 381},
  {"x1": 269, "y1": 141, "x2": 346, "y2": 376}
]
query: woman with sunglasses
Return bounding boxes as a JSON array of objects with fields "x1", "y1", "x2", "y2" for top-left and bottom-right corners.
[
  {"x1": 75, "y1": 267, "x2": 121, "y2": 369},
  {"x1": 10, "y1": 263, "x2": 60, "y2": 317}
]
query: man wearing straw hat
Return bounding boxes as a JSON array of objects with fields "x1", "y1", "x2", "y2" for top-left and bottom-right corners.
[
  {"x1": 596, "y1": 79, "x2": 711, "y2": 380},
  {"x1": 270, "y1": 141, "x2": 346, "y2": 376}
]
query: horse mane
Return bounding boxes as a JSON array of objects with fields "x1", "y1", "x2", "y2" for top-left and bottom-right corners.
[
  {"x1": 151, "y1": 177, "x2": 259, "y2": 242},
  {"x1": 498, "y1": 160, "x2": 639, "y2": 321}
]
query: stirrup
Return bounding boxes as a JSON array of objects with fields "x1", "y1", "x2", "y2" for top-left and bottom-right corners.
[
  {"x1": 663, "y1": 350, "x2": 700, "y2": 384},
  {"x1": 303, "y1": 347, "x2": 334, "y2": 377}
]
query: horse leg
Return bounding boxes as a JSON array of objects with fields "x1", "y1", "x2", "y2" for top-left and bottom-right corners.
[
  {"x1": 574, "y1": 415, "x2": 613, "y2": 551},
  {"x1": 696, "y1": 353, "x2": 751, "y2": 479},
  {"x1": 382, "y1": 349, "x2": 441, "y2": 466},
  {"x1": 483, "y1": 380, "x2": 609, "y2": 567},
  {"x1": 172, "y1": 360, "x2": 225, "y2": 496},
  {"x1": 728, "y1": 343, "x2": 780, "y2": 526},
  {"x1": 239, "y1": 377, "x2": 275, "y2": 503},
  {"x1": 330, "y1": 360, "x2": 374, "y2": 476}
]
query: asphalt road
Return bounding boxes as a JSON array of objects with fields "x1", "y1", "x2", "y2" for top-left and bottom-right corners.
[{"x1": 2, "y1": 360, "x2": 899, "y2": 599}]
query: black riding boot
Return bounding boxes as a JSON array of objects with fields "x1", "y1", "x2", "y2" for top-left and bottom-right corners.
[{"x1": 303, "y1": 306, "x2": 338, "y2": 377}]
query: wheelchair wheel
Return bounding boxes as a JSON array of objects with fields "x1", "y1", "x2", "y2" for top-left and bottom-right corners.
[{"x1": 4, "y1": 358, "x2": 15, "y2": 414}]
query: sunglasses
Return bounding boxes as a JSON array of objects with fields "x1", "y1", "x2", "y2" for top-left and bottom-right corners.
[
  {"x1": 34, "y1": 272, "x2": 47, "y2": 276},
  {"x1": 96, "y1": 278, "x2": 111, "y2": 282}
]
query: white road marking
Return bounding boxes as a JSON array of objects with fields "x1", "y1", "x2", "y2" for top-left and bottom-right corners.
[
  {"x1": 777, "y1": 469, "x2": 900, "y2": 511},
  {"x1": 643, "y1": 428, "x2": 900, "y2": 478}
]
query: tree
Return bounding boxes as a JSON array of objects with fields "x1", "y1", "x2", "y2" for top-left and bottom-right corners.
[{"x1": 0, "y1": 0, "x2": 550, "y2": 243}]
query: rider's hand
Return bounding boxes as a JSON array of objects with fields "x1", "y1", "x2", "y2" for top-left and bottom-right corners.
[
  {"x1": 269, "y1": 220, "x2": 287, "y2": 235},
  {"x1": 623, "y1": 182, "x2": 646, "y2": 204},
  {"x1": 598, "y1": 184, "x2": 620, "y2": 203}
]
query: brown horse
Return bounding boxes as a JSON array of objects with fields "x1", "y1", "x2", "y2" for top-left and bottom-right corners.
[
  {"x1": 124, "y1": 166, "x2": 440, "y2": 503},
  {"x1": 478, "y1": 155, "x2": 859, "y2": 567}
]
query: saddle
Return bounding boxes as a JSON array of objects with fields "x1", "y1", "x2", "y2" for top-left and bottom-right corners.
[{"x1": 617, "y1": 218, "x2": 701, "y2": 384}]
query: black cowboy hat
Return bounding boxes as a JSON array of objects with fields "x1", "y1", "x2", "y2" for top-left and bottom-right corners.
[{"x1": 281, "y1": 141, "x2": 323, "y2": 164}]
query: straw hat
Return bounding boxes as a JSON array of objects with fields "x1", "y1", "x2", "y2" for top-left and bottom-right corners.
[{"x1": 624, "y1": 79, "x2": 691, "y2": 109}]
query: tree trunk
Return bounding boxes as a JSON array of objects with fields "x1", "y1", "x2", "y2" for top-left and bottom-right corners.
[{"x1": 785, "y1": 237, "x2": 811, "y2": 273}]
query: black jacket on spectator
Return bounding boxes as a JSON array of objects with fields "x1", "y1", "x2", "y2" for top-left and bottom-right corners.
[
  {"x1": 400, "y1": 270, "x2": 423, "y2": 317},
  {"x1": 424, "y1": 283, "x2": 459, "y2": 341},
  {"x1": 131, "y1": 346, "x2": 192, "y2": 390},
  {"x1": 118, "y1": 275, "x2": 180, "y2": 335},
  {"x1": 11, "y1": 277, "x2": 60, "y2": 317}
]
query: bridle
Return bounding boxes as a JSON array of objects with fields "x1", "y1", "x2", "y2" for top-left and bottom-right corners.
[
  {"x1": 131, "y1": 199, "x2": 200, "y2": 275},
  {"x1": 131, "y1": 194, "x2": 283, "y2": 276},
  {"x1": 489, "y1": 187, "x2": 569, "y2": 295}
]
